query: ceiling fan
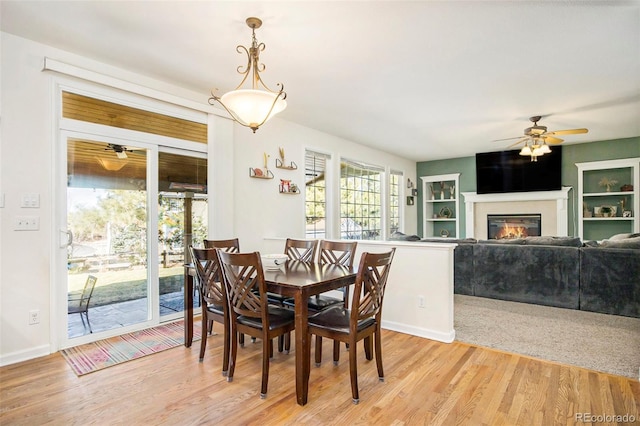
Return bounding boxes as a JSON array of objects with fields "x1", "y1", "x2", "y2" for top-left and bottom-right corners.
[
  {"x1": 494, "y1": 116, "x2": 588, "y2": 161},
  {"x1": 104, "y1": 144, "x2": 140, "y2": 159}
]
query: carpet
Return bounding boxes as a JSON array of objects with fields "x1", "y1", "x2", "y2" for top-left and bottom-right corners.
[
  {"x1": 454, "y1": 295, "x2": 640, "y2": 379},
  {"x1": 61, "y1": 320, "x2": 201, "y2": 376}
]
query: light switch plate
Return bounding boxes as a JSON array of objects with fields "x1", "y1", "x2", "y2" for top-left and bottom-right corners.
[{"x1": 21, "y1": 193, "x2": 40, "y2": 208}]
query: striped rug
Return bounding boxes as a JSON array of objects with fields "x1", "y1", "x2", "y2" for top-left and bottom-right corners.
[{"x1": 61, "y1": 320, "x2": 201, "y2": 375}]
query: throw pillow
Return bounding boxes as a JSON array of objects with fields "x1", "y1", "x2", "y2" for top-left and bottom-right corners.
[{"x1": 599, "y1": 236, "x2": 640, "y2": 249}]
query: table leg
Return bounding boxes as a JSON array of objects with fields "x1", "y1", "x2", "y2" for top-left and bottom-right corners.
[
  {"x1": 184, "y1": 266, "x2": 193, "y2": 348},
  {"x1": 294, "y1": 291, "x2": 310, "y2": 405}
]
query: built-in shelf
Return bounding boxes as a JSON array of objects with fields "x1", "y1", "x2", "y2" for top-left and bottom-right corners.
[
  {"x1": 584, "y1": 191, "x2": 634, "y2": 196},
  {"x1": 584, "y1": 217, "x2": 634, "y2": 221},
  {"x1": 421, "y1": 173, "x2": 460, "y2": 238},
  {"x1": 576, "y1": 158, "x2": 639, "y2": 240}
]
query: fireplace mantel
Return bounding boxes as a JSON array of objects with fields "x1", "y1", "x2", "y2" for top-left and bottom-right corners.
[{"x1": 462, "y1": 187, "x2": 572, "y2": 238}]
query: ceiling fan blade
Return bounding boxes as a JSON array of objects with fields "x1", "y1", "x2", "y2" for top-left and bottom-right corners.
[
  {"x1": 542, "y1": 136, "x2": 564, "y2": 144},
  {"x1": 492, "y1": 136, "x2": 523, "y2": 142},
  {"x1": 506, "y1": 137, "x2": 528, "y2": 148},
  {"x1": 545, "y1": 128, "x2": 588, "y2": 136}
]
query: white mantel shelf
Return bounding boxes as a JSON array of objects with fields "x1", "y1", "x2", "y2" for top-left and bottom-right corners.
[{"x1": 462, "y1": 187, "x2": 572, "y2": 238}]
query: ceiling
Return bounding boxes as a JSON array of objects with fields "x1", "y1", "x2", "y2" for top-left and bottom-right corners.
[{"x1": 2, "y1": 1, "x2": 639, "y2": 161}]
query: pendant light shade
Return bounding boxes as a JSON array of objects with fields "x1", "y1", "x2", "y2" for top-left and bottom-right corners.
[{"x1": 220, "y1": 89, "x2": 287, "y2": 130}]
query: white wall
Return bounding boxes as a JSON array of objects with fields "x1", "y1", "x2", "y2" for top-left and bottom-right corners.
[
  {"x1": 0, "y1": 33, "x2": 417, "y2": 364},
  {"x1": 356, "y1": 241, "x2": 456, "y2": 343}
]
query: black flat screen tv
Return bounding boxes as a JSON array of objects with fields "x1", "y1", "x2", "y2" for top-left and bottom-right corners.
[{"x1": 475, "y1": 146, "x2": 562, "y2": 194}]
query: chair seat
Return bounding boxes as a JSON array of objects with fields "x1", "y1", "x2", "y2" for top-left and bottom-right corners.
[
  {"x1": 67, "y1": 306, "x2": 86, "y2": 314},
  {"x1": 237, "y1": 306, "x2": 295, "y2": 330},
  {"x1": 265, "y1": 292, "x2": 290, "y2": 306},
  {"x1": 283, "y1": 294, "x2": 343, "y2": 311},
  {"x1": 308, "y1": 305, "x2": 375, "y2": 333},
  {"x1": 205, "y1": 303, "x2": 224, "y2": 315}
]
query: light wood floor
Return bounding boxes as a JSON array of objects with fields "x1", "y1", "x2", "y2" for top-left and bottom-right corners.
[{"x1": 1, "y1": 329, "x2": 638, "y2": 425}]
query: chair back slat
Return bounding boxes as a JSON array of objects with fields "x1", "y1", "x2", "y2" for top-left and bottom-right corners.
[
  {"x1": 218, "y1": 251, "x2": 267, "y2": 320},
  {"x1": 204, "y1": 238, "x2": 240, "y2": 253},
  {"x1": 351, "y1": 249, "x2": 396, "y2": 324},
  {"x1": 190, "y1": 247, "x2": 225, "y2": 307},
  {"x1": 284, "y1": 238, "x2": 318, "y2": 262},
  {"x1": 319, "y1": 240, "x2": 357, "y2": 267},
  {"x1": 194, "y1": 239, "x2": 239, "y2": 306}
]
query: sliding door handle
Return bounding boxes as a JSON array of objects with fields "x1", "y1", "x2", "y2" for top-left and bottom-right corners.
[{"x1": 60, "y1": 229, "x2": 73, "y2": 248}]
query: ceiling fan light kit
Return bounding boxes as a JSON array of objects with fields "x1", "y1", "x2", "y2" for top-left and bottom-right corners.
[
  {"x1": 98, "y1": 157, "x2": 127, "y2": 172},
  {"x1": 503, "y1": 116, "x2": 588, "y2": 162},
  {"x1": 208, "y1": 17, "x2": 287, "y2": 133}
]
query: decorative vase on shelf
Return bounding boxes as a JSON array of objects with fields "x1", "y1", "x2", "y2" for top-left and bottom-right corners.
[
  {"x1": 599, "y1": 177, "x2": 618, "y2": 192},
  {"x1": 440, "y1": 192, "x2": 444, "y2": 200}
]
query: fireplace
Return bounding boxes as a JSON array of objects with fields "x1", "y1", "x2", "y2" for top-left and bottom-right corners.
[{"x1": 487, "y1": 214, "x2": 541, "y2": 239}]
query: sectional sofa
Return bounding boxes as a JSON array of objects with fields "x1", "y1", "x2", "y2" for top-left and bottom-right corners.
[{"x1": 391, "y1": 233, "x2": 640, "y2": 318}]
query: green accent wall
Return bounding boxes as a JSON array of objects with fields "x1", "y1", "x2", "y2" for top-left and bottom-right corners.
[{"x1": 416, "y1": 136, "x2": 640, "y2": 237}]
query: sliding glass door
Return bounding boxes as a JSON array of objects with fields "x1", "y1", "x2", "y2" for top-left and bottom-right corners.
[
  {"x1": 157, "y1": 150, "x2": 208, "y2": 319},
  {"x1": 61, "y1": 135, "x2": 208, "y2": 345},
  {"x1": 65, "y1": 137, "x2": 153, "y2": 339}
]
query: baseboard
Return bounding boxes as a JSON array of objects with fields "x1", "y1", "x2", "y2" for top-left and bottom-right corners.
[
  {"x1": 0, "y1": 344, "x2": 51, "y2": 367},
  {"x1": 382, "y1": 320, "x2": 455, "y2": 343}
]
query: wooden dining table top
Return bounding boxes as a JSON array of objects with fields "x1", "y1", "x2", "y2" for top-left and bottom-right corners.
[{"x1": 261, "y1": 260, "x2": 357, "y2": 295}]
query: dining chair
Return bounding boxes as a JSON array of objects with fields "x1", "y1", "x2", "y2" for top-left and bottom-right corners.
[
  {"x1": 307, "y1": 248, "x2": 396, "y2": 404},
  {"x1": 316, "y1": 240, "x2": 358, "y2": 309},
  {"x1": 190, "y1": 244, "x2": 238, "y2": 375},
  {"x1": 218, "y1": 250, "x2": 296, "y2": 399},
  {"x1": 68, "y1": 275, "x2": 98, "y2": 334},
  {"x1": 202, "y1": 239, "x2": 242, "y2": 341},
  {"x1": 284, "y1": 240, "x2": 358, "y2": 363},
  {"x1": 284, "y1": 238, "x2": 319, "y2": 262},
  {"x1": 266, "y1": 238, "x2": 320, "y2": 308},
  {"x1": 311, "y1": 240, "x2": 358, "y2": 365}
]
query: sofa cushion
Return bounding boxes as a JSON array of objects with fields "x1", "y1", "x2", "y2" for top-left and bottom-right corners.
[
  {"x1": 524, "y1": 236, "x2": 583, "y2": 247},
  {"x1": 580, "y1": 247, "x2": 640, "y2": 318},
  {"x1": 479, "y1": 238, "x2": 526, "y2": 245},
  {"x1": 420, "y1": 237, "x2": 477, "y2": 244},
  {"x1": 472, "y1": 244, "x2": 580, "y2": 309}
]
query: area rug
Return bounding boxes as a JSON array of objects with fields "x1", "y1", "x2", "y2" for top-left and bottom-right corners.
[
  {"x1": 61, "y1": 320, "x2": 201, "y2": 376},
  {"x1": 454, "y1": 295, "x2": 640, "y2": 379}
]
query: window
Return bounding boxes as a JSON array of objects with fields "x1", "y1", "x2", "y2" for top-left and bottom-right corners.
[
  {"x1": 340, "y1": 160, "x2": 383, "y2": 240},
  {"x1": 389, "y1": 170, "x2": 402, "y2": 236},
  {"x1": 305, "y1": 150, "x2": 330, "y2": 238}
]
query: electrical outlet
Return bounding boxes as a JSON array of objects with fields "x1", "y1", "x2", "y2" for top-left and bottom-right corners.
[
  {"x1": 29, "y1": 309, "x2": 40, "y2": 325},
  {"x1": 418, "y1": 295, "x2": 425, "y2": 308},
  {"x1": 14, "y1": 216, "x2": 39, "y2": 231}
]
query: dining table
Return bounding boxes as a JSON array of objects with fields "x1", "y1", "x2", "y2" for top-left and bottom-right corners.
[{"x1": 182, "y1": 259, "x2": 357, "y2": 406}]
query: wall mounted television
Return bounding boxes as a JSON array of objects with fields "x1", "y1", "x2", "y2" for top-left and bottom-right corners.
[{"x1": 475, "y1": 146, "x2": 562, "y2": 194}]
